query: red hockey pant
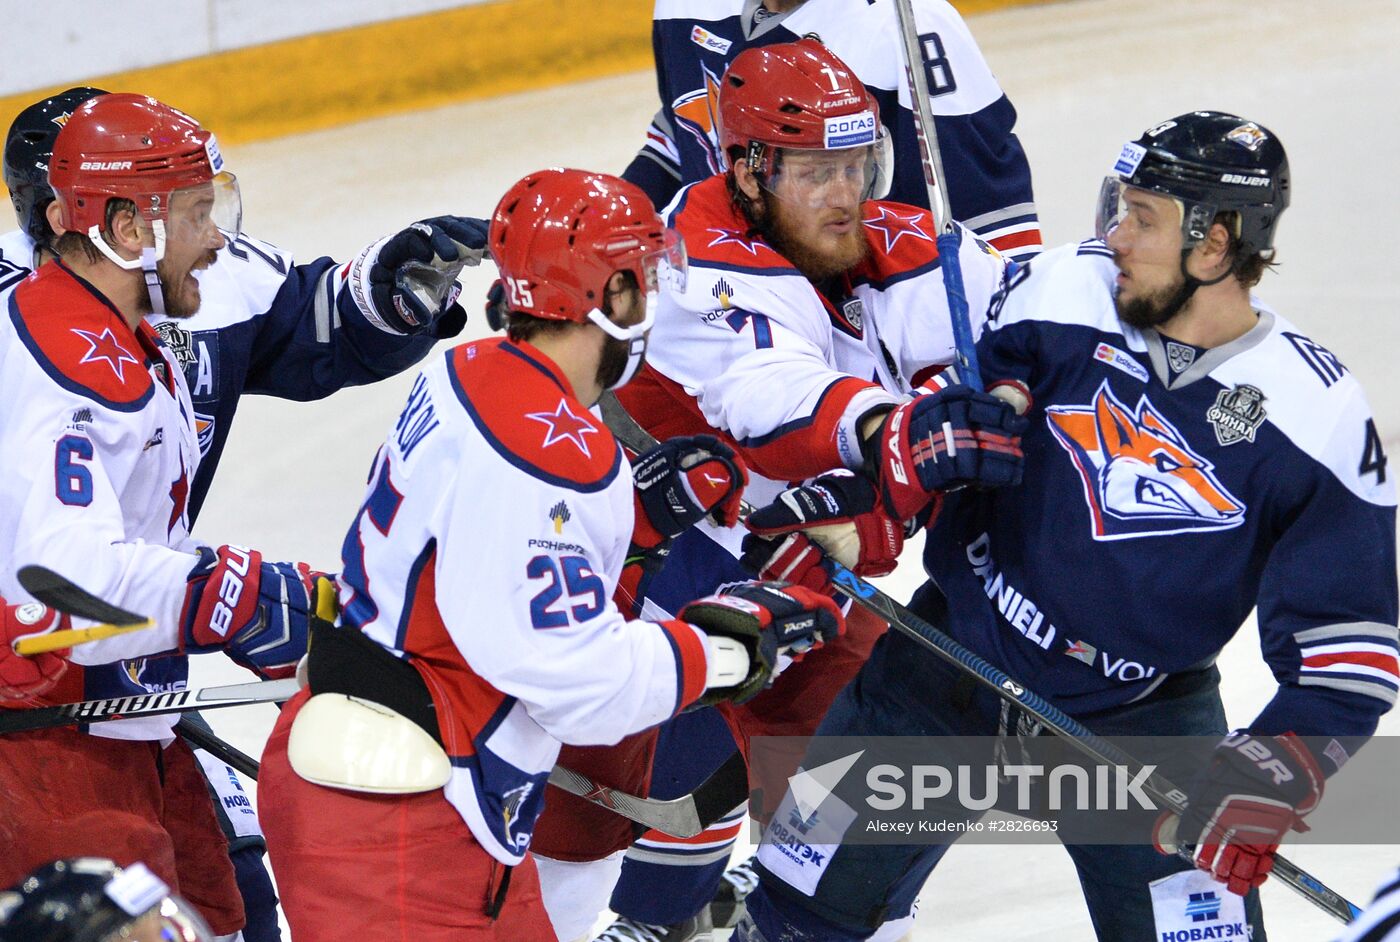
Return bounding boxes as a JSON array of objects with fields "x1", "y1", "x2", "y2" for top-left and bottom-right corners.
[{"x1": 260, "y1": 689, "x2": 555, "y2": 942}]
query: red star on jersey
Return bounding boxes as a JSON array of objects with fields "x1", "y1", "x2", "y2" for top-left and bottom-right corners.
[
  {"x1": 706, "y1": 228, "x2": 769, "y2": 256},
  {"x1": 167, "y1": 456, "x2": 189, "y2": 536},
  {"x1": 526, "y1": 399, "x2": 599, "y2": 458},
  {"x1": 72, "y1": 327, "x2": 140, "y2": 381},
  {"x1": 863, "y1": 205, "x2": 935, "y2": 254}
]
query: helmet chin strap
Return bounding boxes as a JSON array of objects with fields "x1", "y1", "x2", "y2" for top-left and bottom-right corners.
[
  {"x1": 88, "y1": 219, "x2": 168, "y2": 316},
  {"x1": 587, "y1": 293, "x2": 657, "y2": 390},
  {"x1": 1160, "y1": 244, "x2": 1234, "y2": 324}
]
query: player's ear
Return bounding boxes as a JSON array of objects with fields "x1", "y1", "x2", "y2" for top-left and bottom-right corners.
[
  {"x1": 44, "y1": 200, "x2": 65, "y2": 239},
  {"x1": 107, "y1": 206, "x2": 144, "y2": 257},
  {"x1": 733, "y1": 161, "x2": 763, "y2": 201},
  {"x1": 1193, "y1": 219, "x2": 1235, "y2": 282}
]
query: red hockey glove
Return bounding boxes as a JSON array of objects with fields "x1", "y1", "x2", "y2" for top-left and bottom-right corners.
[
  {"x1": 1153, "y1": 732, "x2": 1324, "y2": 896},
  {"x1": 1, "y1": 600, "x2": 71, "y2": 700},
  {"x1": 740, "y1": 472, "x2": 927, "y2": 593},
  {"x1": 863, "y1": 384, "x2": 1026, "y2": 520},
  {"x1": 680, "y1": 582, "x2": 844, "y2": 705},
  {"x1": 181, "y1": 545, "x2": 322, "y2": 679},
  {"x1": 631, "y1": 434, "x2": 749, "y2": 549}
]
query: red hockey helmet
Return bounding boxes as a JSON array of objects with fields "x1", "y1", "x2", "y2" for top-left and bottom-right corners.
[
  {"x1": 489, "y1": 168, "x2": 684, "y2": 325},
  {"x1": 48, "y1": 93, "x2": 240, "y2": 249},
  {"x1": 717, "y1": 38, "x2": 891, "y2": 202}
]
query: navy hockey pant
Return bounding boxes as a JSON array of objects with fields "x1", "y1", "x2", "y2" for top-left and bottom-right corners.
[{"x1": 745, "y1": 585, "x2": 1267, "y2": 942}]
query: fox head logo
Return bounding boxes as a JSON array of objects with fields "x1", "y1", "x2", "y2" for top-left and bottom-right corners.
[
  {"x1": 672, "y1": 63, "x2": 725, "y2": 174},
  {"x1": 1047, "y1": 382, "x2": 1245, "y2": 540}
]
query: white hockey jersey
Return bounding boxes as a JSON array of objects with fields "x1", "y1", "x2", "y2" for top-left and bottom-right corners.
[
  {"x1": 336, "y1": 338, "x2": 711, "y2": 864},
  {"x1": 0, "y1": 260, "x2": 203, "y2": 741},
  {"x1": 617, "y1": 173, "x2": 1010, "y2": 546}
]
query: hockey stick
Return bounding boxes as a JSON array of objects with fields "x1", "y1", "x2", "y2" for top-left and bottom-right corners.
[
  {"x1": 549, "y1": 751, "x2": 748, "y2": 840},
  {"x1": 176, "y1": 715, "x2": 261, "y2": 780},
  {"x1": 18, "y1": 565, "x2": 150, "y2": 625},
  {"x1": 0, "y1": 678, "x2": 301, "y2": 735},
  {"x1": 11, "y1": 565, "x2": 157, "y2": 654},
  {"x1": 891, "y1": 0, "x2": 982, "y2": 390},
  {"x1": 12, "y1": 621, "x2": 153, "y2": 656},
  {"x1": 14, "y1": 565, "x2": 732, "y2": 838},
  {"x1": 599, "y1": 394, "x2": 1361, "y2": 924}
]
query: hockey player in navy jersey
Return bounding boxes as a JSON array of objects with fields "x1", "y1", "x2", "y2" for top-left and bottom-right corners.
[
  {"x1": 0, "y1": 858, "x2": 218, "y2": 942},
  {"x1": 624, "y1": 0, "x2": 1042, "y2": 261},
  {"x1": 256, "y1": 166, "x2": 845, "y2": 941},
  {"x1": 542, "y1": 38, "x2": 1026, "y2": 942},
  {"x1": 0, "y1": 86, "x2": 486, "y2": 942},
  {"x1": 735, "y1": 113, "x2": 1399, "y2": 941}
]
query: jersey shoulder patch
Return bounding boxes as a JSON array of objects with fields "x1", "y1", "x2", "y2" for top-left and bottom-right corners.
[
  {"x1": 8, "y1": 263, "x2": 155, "y2": 412},
  {"x1": 445, "y1": 339, "x2": 621, "y2": 492},
  {"x1": 854, "y1": 199, "x2": 942, "y2": 287},
  {"x1": 674, "y1": 176, "x2": 795, "y2": 275}
]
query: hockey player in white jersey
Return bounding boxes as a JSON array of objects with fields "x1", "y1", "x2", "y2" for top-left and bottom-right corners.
[
  {"x1": 255, "y1": 167, "x2": 846, "y2": 941},
  {"x1": 625, "y1": 0, "x2": 1041, "y2": 261},
  {"x1": 1, "y1": 85, "x2": 489, "y2": 942},
  {"x1": 550, "y1": 37, "x2": 1027, "y2": 941},
  {"x1": 0, "y1": 93, "x2": 342, "y2": 938},
  {"x1": 735, "y1": 113, "x2": 1398, "y2": 941}
]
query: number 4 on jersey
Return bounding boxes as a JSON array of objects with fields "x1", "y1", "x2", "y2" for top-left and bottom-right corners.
[{"x1": 1360, "y1": 418, "x2": 1388, "y2": 484}]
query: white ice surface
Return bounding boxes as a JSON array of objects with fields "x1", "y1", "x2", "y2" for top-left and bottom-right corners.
[{"x1": 182, "y1": 0, "x2": 1400, "y2": 937}]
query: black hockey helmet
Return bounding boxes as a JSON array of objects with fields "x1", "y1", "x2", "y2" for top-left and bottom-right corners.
[
  {"x1": 4, "y1": 86, "x2": 109, "y2": 248},
  {"x1": 1097, "y1": 111, "x2": 1289, "y2": 257},
  {"x1": 0, "y1": 858, "x2": 214, "y2": 942}
]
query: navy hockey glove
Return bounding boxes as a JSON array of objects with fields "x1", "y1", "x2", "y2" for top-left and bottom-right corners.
[
  {"x1": 1153, "y1": 731, "x2": 1324, "y2": 896},
  {"x1": 741, "y1": 471, "x2": 920, "y2": 594},
  {"x1": 680, "y1": 582, "x2": 844, "y2": 705},
  {"x1": 864, "y1": 384, "x2": 1026, "y2": 520},
  {"x1": 181, "y1": 545, "x2": 321, "y2": 679},
  {"x1": 632, "y1": 434, "x2": 749, "y2": 549},
  {"x1": 348, "y1": 215, "x2": 488, "y2": 333},
  {"x1": 1, "y1": 600, "x2": 70, "y2": 700}
]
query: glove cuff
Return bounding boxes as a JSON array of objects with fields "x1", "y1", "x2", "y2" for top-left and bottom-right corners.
[{"x1": 345, "y1": 234, "x2": 404, "y2": 335}]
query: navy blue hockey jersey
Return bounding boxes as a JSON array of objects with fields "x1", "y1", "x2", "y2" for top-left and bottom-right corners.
[{"x1": 922, "y1": 240, "x2": 1399, "y2": 747}]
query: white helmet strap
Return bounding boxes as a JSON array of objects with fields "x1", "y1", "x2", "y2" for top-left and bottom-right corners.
[{"x1": 88, "y1": 219, "x2": 168, "y2": 316}]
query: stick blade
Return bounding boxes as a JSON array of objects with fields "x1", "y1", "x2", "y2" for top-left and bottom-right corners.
[{"x1": 16, "y1": 566, "x2": 150, "y2": 626}]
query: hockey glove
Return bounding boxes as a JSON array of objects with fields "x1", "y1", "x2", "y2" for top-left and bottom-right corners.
[
  {"x1": 485, "y1": 279, "x2": 509, "y2": 332},
  {"x1": 863, "y1": 383, "x2": 1026, "y2": 520},
  {"x1": 1, "y1": 600, "x2": 70, "y2": 700},
  {"x1": 680, "y1": 582, "x2": 844, "y2": 705},
  {"x1": 181, "y1": 545, "x2": 321, "y2": 679},
  {"x1": 1153, "y1": 731, "x2": 1324, "y2": 896},
  {"x1": 632, "y1": 434, "x2": 749, "y2": 549},
  {"x1": 740, "y1": 471, "x2": 923, "y2": 594},
  {"x1": 347, "y1": 215, "x2": 488, "y2": 334}
]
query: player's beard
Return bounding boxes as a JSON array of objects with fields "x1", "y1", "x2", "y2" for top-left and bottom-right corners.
[
  {"x1": 754, "y1": 193, "x2": 869, "y2": 282},
  {"x1": 153, "y1": 249, "x2": 218, "y2": 319},
  {"x1": 597, "y1": 333, "x2": 645, "y2": 391},
  {"x1": 1113, "y1": 269, "x2": 1197, "y2": 331}
]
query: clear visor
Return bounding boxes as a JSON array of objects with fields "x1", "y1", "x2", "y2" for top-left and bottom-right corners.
[
  {"x1": 763, "y1": 132, "x2": 894, "y2": 210},
  {"x1": 640, "y1": 228, "x2": 688, "y2": 297},
  {"x1": 102, "y1": 898, "x2": 216, "y2": 942},
  {"x1": 1095, "y1": 177, "x2": 1215, "y2": 247},
  {"x1": 142, "y1": 170, "x2": 242, "y2": 248}
]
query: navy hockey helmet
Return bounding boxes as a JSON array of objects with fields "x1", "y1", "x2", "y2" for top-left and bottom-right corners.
[
  {"x1": 0, "y1": 858, "x2": 214, "y2": 942},
  {"x1": 1097, "y1": 111, "x2": 1290, "y2": 257},
  {"x1": 3, "y1": 86, "x2": 109, "y2": 248}
]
